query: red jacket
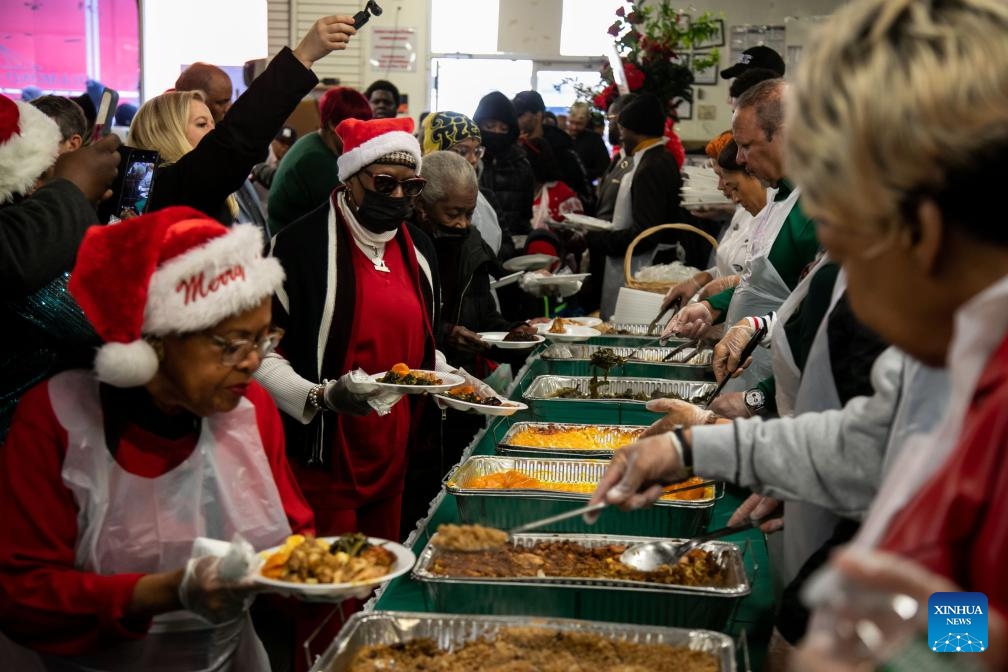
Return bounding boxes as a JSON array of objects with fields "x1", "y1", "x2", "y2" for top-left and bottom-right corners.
[{"x1": 880, "y1": 332, "x2": 1008, "y2": 613}]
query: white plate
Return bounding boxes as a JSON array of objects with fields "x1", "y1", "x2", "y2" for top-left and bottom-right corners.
[
  {"x1": 553, "y1": 212, "x2": 615, "y2": 232},
  {"x1": 478, "y1": 331, "x2": 545, "y2": 349},
  {"x1": 254, "y1": 536, "x2": 415, "y2": 600},
  {"x1": 536, "y1": 323, "x2": 602, "y2": 342},
  {"x1": 522, "y1": 272, "x2": 591, "y2": 287},
  {"x1": 502, "y1": 254, "x2": 558, "y2": 272},
  {"x1": 435, "y1": 394, "x2": 529, "y2": 416},
  {"x1": 489, "y1": 270, "x2": 524, "y2": 289},
  {"x1": 367, "y1": 370, "x2": 465, "y2": 394},
  {"x1": 565, "y1": 316, "x2": 603, "y2": 328}
]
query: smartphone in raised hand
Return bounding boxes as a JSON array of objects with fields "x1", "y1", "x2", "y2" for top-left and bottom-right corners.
[{"x1": 89, "y1": 88, "x2": 119, "y2": 144}]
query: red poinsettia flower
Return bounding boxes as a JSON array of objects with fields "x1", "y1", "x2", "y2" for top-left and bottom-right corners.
[
  {"x1": 593, "y1": 83, "x2": 617, "y2": 110},
  {"x1": 623, "y1": 61, "x2": 645, "y2": 91}
]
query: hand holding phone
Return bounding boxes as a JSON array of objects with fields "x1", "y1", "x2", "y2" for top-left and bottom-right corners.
[
  {"x1": 97, "y1": 145, "x2": 160, "y2": 223},
  {"x1": 89, "y1": 88, "x2": 119, "y2": 144}
]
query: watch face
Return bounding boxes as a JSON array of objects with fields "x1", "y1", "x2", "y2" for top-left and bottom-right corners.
[{"x1": 745, "y1": 388, "x2": 764, "y2": 409}]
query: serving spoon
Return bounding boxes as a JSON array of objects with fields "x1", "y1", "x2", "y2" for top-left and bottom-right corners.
[{"x1": 620, "y1": 513, "x2": 779, "y2": 571}]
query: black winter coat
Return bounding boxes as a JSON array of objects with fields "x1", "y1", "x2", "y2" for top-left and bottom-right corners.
[
  {"x1": 145, "y1": 47, "x2": 318, "y2": 224},
  {"x1": 478, "y1": 143, "x2": 534, "y2": 244},
  {"x1": 542, "y1": 125, "x2": 596, "y2": 215}
]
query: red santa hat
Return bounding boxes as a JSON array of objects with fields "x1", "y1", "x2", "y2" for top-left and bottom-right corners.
[
  {"x1": 0, "y1": 94, "x2": 62, "y2": 203},
  {"x1": 68, "y1": 206, "x2": 285, "y2": 387},
  {"x1": 336, "y1": 116, "x2": 421, "y2": 182}
]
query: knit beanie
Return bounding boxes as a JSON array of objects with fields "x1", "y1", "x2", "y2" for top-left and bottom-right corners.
[
  {"x1": 473, "y1": 91, "x2": 519, "y2": 144},
  {"x1": 421, "y1": 111, "x2": 481, "y2": 156},
  {"x1": 617, "y1": 93, "x2": 666, "y2": 138},
  {"x1": 68, "y1": 206, "x2": 284, "y2": 387}
]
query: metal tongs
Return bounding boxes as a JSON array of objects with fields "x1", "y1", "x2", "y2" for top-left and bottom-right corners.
[
  {"x1": 647, "y1": 297, "x2": 681, "y2": 336},
  {"x1": 620, "y1": 513, "x2": 779, "y2": 571},
  {"x1": 701, "y1": 323, "x2": 768, "y2": 409}
]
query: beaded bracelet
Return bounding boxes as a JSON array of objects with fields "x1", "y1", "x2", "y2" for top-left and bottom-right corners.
[{"x1": 308, "y1": 380, "x2": 329, "y2": 411}]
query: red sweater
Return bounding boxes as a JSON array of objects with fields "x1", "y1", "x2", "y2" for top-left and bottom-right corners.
[
  {"x1": 880, "y1": 332, "x2": 1008, "y2": 613},
  {"x1": 0, "y1": 379, "x2": 314, "y2": 656}
]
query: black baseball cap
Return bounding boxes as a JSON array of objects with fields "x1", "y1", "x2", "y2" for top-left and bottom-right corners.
[
  {"x1": 720, "y1": 46, "x2": 786, "y2": 80},
  {"x1": 512, "y1": 90, "x2": 546, "y2": 116}
]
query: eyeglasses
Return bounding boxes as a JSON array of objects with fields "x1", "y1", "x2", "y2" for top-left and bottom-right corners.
[
  {"x1": 449, "y1": 145, "x2": 485, "y2": 160},
  {"x1": 361, "y1": 168, "x2": 426, "y2": 197},
  {"x1": 209, "y1": 328, "x2": 284, "y2": 367}
]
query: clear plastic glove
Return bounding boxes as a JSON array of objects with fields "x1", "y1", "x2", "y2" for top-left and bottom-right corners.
[
  {"x1": 727, "y1": 494, "x2": 783, "y2": 533},
  {"x1": 713, "y1": 320, "x2": 756, "y2": 383},
  {"x1": 661, "y1": 301, "x2": 714, "y2": 342},
  {"x1": 518, "y1": 270, "x2": 583, "y2": 298},
  {"x1": 798, "y1": 549, "x2": 1007, "y2": 671},
  {"x1": 447, "y1": 325, "x2": 489, "y2": 353},
  {"x1": 344, "y1": 368, "x2": 405, "y2": 416},
  {"x1": 641, "y1": 398, "x2": 719, "y2": 437},
  {"x1": 697, "y1": 274, "x2": 740, "y2": 302},
  {"x1": 324, "y1": 372, "x2": 373, "y2": 416},
  {"x1": 178, "y1": 537, "x2": 260, "y2": 624},
  {"x1": 708, "y1": 390, "x2": 749, "y2": 418},
  {"x1": 660, "y1": 275, "x2": 704, "y2": 313},
  {"x1": 587, "y1": 433, "x2": 689, "y2": 517}
]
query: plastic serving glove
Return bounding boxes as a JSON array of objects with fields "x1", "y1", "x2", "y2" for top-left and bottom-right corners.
[
  {"x1": 344, "y1": 368, "x2": 405, "y2": 416},
  {"x1": 434, "y1": 367, "x2": 500, "y2": 412},
  {"x1": 178, "y1": 535, "x2": 261, "y2": 624}
]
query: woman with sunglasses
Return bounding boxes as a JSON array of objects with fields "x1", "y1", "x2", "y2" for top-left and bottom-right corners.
[
  {"x1": 420, "y1": 110, "x2": 504, "y2": 256},
  {"x1": 257, "y1": 116, "x2": 441, "y2": 546},
  {"x1": 0, "y1": 207, "x2": 313, "y2": 671}
]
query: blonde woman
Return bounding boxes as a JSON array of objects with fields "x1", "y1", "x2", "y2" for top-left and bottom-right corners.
[
  {"x1": 566, "y1": 101, "x2": 609, "y2": 182},
  {"x1": 127, "y1": 14, "x2": 360, "y2": 224}
]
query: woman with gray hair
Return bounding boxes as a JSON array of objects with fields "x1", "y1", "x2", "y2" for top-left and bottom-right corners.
[{"x1": 413, "y1": 150, "x2": 536, "y2": 371}]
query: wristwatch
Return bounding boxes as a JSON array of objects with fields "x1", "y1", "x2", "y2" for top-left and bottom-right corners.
[{"x1": 744, "y1": 387, "x2": 767, "y2": 416}]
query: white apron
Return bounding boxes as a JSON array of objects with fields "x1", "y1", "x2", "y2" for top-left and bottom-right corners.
[
  {"x1": 768, "y1": 261, "x2": 847, "y2": 588},
  {"x1": 4, "y1": 370, "x2": 291, "y2": 672},
  {"x1": 600, "y1": 143, "x2": 665, "y2": 320},
  {"x1": 722, "y1": 187, "x2": 802, "y2": 393}
]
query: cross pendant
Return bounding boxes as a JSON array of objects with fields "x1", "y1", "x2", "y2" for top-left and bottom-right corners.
[{"x1": 373, "y1": 257, "x2": 390, "y2": 273}]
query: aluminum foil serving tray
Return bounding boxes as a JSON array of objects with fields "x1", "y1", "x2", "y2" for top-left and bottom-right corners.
[
  {"x1": 444, "y1": 455, "x2": 718, "y2": 536},
  {"x1": 523, "y1": 374, "x2": 716, "y2": 404},
  {"x1": 541, "y1": 343, "x2": 713, "y2": 366},
  {"x1": 310, "y1": 610, "x2": 737, "y2": 671},
  {"x1": 496, "y1": 421, "x2": 648, "y2": 459},
  {"x1": 411, "y1": 532, "x2": 750, "y2": 631}
]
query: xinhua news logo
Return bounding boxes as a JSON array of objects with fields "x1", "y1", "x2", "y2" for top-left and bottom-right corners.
[{"x1": 928, "y1": 592, "x2": 988, "y2": 653}]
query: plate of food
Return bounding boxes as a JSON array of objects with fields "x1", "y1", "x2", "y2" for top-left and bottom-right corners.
[
  {"x1": 436, "y1": 384, "x2": 529, "y2": 417},
  {"x1": 479, "y1": 331, "x2": 545, "y2": 349},
  {"x1": 255, "y1": 533, "x2": 415, "y2": 599},
  {"x1": 536, "y1": 317, "x2": 601, "y2": 343},
  {"x1": 565, "y1": 316, "x2": 603, "y2": 328},
  {"x1": 502, "y1": 254, "x2": 558, "y2": 272},
  {"x1": 552, "y1": 212, "x2": 615, "y2": 232},
  {"x1": 369, "y1": 363, "x2": 465, "y2": 393}
]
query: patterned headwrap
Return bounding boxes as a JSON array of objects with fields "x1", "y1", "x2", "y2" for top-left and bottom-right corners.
[
  {"x1": 421, "y1": 111, "x2": 481, "y2": 156},
  {"x1": 705, "y1": 130, "x2": 733, "y2": 161}
]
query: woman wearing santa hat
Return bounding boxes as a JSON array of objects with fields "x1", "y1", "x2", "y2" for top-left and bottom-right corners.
[
  {"x1": 0, "y1": 207, "x2": 314, "y2": 671},
  {"x1": 256, "y1": 116, "x2": 442, "y2": 543}
]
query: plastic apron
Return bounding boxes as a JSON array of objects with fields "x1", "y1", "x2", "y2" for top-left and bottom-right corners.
[
  {"x1": 5, "y1": 370, "x2": 292, "y2": 672},
  {"x1": 600, "y1": 142, "x2": 664, "y2": 320},
  {"x1": 722, "y1": 187, "x2": 802, "y2": 393},
  {"x1": 767, "y1": 261, "x2": 847, "y2": 588}
]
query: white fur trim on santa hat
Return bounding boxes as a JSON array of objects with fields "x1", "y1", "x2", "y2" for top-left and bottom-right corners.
[
  {"x1": 95, "y1": 340, "x2": 160, "y2": 387},
  {"x1": 143, "y1": 224, "x2": 285, "y2": 336},
  {"x1": 337, "y1": 130, "x2": 422, "y2": 182},
  {"x1": 0, "y1": 101, "x2": 61, "y2": 203}
]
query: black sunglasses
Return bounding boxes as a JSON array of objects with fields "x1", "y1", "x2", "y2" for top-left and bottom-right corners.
[{"x1": 361, "y1": 168, "x2": 426, "y2": 197}]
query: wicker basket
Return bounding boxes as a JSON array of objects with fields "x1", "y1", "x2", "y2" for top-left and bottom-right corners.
[{"x1": 624, "y1": 223, "x2": 719, "y2": 294}]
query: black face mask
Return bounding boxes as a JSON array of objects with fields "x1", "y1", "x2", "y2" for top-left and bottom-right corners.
[
  {"x1": 355, "y1": 188, "x2": 413, "y2": 233},
  {"x1": 433, "y1": 222, "x2": 467, "y2": 239},
  {"x1": 480, "y1": 131, "x2": 510, "y2": 157}
]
